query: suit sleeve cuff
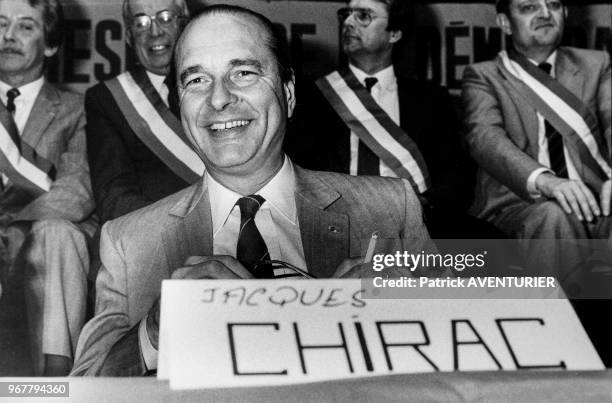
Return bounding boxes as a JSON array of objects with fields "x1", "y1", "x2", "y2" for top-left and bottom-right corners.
[
  {"x1": 139, "y1": 315, "x2": 158, "y2": 370},
  {"x1": 527, "y1": 168, "x2": 553, "y2": 199}
]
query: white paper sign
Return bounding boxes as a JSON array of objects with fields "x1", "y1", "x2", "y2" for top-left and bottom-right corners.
[{"x1": 158, "y1": 279, "x2": 603, "y2": 389}]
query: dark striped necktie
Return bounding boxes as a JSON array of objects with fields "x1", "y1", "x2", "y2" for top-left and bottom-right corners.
[
  {"x1": 538, "y1": 62, "x2": 568, "y2": 179},
  {"x1": 6, "y1": 88, "x2": 20, "y2": 115},
  {"x1": 357, "y1": 77, "x2": 380, "y2": 175},
  {"x1": 236, "y1": 195, "x2": 274, "y2": 278}
]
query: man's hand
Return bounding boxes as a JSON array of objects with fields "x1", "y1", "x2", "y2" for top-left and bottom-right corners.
[
  {"x1": 6, "y1": 221, "x2": 31, "y2": 261},
  {"x1": 535, "y1": 173, "x2": 601, "y2": 221},
  {"x1": 145, "y1": 256, "x2": 254, "y2": 349},
  {"x1": 171, "y1": 255, "x2": 254, "y2": 280},
  {"x1": 600, "y1": 180, "x2": 611, "y2": 217},
  {"x1": 333, "y1": 257, "x2": 373, "y2": 278},
  {"x1": 146, "y1": 298, "x2": 161, "y2": 350}
]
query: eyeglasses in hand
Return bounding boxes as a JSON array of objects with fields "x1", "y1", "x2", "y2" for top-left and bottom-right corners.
[
  {"x1": 253, "y1": 259, "x2": 318, "y2": 279},
  {"x1": 337, "y1": 7, "x2": 388, "y2": 27}
]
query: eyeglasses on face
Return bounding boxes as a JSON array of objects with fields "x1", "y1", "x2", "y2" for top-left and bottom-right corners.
[
  {"x1": 337, "y1": 7, "x2": 388, "y2": 27},
  {"x1": 130, "y1": 9, "x2": 182, "y2": 33}
]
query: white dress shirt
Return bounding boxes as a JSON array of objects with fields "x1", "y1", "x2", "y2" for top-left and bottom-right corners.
[
  {"x1": 525, "y1": 51, "x2": 581, "y2": 197},
  {"x1": 209, "y1": 156, "x2": 307, "y2": 272},
  {"x1": 145, "y1": 71, "x2": 169, "y2": 107},
  {"x1": 0, "y1": 76, "x2": 44, "y2": 185},
  {"x1": 139, "y1": 156, "x2": 307, "y2": 370},
  {"x1": 348, "y1": 64, "x2": 400, "y2": 178},
  {"x1": 0, "y1": 76, "x2": 44, "y2": 134}
]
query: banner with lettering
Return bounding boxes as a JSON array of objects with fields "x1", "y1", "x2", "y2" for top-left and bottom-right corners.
[
  {"x1": 53, "y1": 1, "x2": 610, "y2": 94},
  {"x1": 158, "y1": 279, "x2": 602, "y2": 390}
]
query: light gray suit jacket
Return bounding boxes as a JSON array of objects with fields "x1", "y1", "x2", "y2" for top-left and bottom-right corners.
[
  {"x1": 72, "y1": 165, "x2": 431, "y2": 375},
  {"x1": 0, "y1": 81, "x2": 94, "y2": 223},
  {"x1": 462, "y1": 47, "x2": 611, "y2": 221}
]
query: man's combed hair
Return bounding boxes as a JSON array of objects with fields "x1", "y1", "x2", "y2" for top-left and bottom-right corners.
[
  {"x1": 495, "y1": 0, "x2": 511, "y2": 14},
  {"x1": 379, "y1": 0, "x2": 414, "y2": 37},
  {"x1": 188, "y1": 4, "x2": 293, "y2": 83},
  {"x1": 28, "y1": 0, "x2": 64, "y2": 48}
]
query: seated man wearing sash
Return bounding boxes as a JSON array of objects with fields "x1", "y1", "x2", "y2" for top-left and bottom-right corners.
[
  {"x1": 287, "y1": 0, "x2": 500, "y2": 239},
  {"x1": 462, "y1": 0, "x2": 611, "y2": 363},
  {"x1": 86, "y1": 0, "x2": 203, "y2": 225},
  {"x1": 0, "y1": 0, "x2": 96, "y2": 375},
  {"x1": 462, "y1": 0, "x2": 611, "y2": 271}
]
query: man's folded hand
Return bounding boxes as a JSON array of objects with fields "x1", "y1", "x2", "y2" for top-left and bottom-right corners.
[
  {"x1": 172, "y1": 255, "x2": 255, "y2": 280},
  {"x1": 536, "y1": 173, "x2": 602, "y2": 221}
]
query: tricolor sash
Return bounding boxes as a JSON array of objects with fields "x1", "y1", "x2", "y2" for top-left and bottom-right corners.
[
  {"x1": 0, "y1": 104, "x2": 55, "y2": 195},
  {"x1": 316, "y1": 69, "x2": 430, "y2": 193},
  {"x1": 500, "y1": 50, "x2": 611, "y2": 191},
  {"x1": 105, "y1": 69, "x2": 205, "y2": 183}
]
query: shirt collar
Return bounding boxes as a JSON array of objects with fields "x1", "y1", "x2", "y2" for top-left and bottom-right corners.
[
  {"x1": 528, "y1": 51, "x2": 557, "y2": 77},
  {"x1": 207, "y1": 156, "x2": 298, "y2": 234},
  {"x1": 145, "y1": 71, "x2": 166, "y2": 94},
  {"x1": 348, "y1": 63, "x2": 397, "y2": 92},
  {"x1": 0, "y1": 76, "x2": 44, "y2": 103}
]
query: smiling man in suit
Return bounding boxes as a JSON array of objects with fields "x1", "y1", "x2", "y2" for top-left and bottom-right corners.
[
  {"x1": 462, "y1": 0, "x2": 611, "y2": 272},
  {"x1": 0, "y1": 0, "x2": 96, "y2": 375},
  {"x1": 72, "y1": 4, "x2": 432, "y2": 376}
]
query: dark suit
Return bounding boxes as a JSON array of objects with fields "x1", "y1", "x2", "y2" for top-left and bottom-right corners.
[
  {"x1": 85, "y1": 67, "x2": 189, "y2": 224},
  {"x1": 286, "y1": 70, "x2": 499, "y2": 239},
  {"x1": 71, "y1": 165, "x2": 432, "y2": 375},
  {"x1": 0, "y1": 81, "x2": 96, "y2": 374}
]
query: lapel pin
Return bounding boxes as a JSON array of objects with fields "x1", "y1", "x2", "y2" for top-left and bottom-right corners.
[{"x1": 328, "y1": 225, "x2": 341, "y2": 233}]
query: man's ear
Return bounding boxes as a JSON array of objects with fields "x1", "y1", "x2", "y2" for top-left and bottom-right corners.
[
  {"x1": 44, "y1": 46, "x2": 58, "y2": 58},
  {"x1": 496, "y1": 13, "x2": 512, "y2": 35},
  {"x1": 126, "y1": 28, "x2": 133, "y2": 48},
  {"x1": 284, "y1": 70, "x2": 296, "y2": 118},
  {"x1": 388, "y1": 29, "x2": 402, "y2": 45}
]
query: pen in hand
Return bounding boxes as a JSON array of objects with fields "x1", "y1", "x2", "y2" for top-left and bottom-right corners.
[{"x1": 363, "y1": 231, "x2": 379, "y2": 264}]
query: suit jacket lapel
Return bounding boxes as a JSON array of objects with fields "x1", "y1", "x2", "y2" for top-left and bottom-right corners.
[
  {"x1": 396, "y1": 74, "x2": 415, "y2": 139},
  {"x1": 21, "y1": 81, "x2": 59, "y2": 149},
  {"x1": 294, "y1": 167, "x2": 349, "y2": 278},
  {"x1": 160, "y1": 178, "x2": 213, "y2": 273},
  {"x1": 555, "y1": 48, "x2": 583, "y2": 102}
]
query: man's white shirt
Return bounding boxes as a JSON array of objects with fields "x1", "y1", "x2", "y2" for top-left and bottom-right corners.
[
  {"x1": 0, "y1": 76, "x2": 44, "y2": 185},
  {"x1": 145, "y1": 71, "x2": 169, "y2": 107},
  {"x1": 0, "y1": 76, "x2": 44, "y2": 134},
  {"x1": 139, "y1": 156, "x2": 307, "y2": 369}
]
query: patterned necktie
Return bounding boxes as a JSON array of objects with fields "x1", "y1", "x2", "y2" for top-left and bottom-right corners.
[
  {"x1": 236, "y1": 195, "x2": 274, "y2": 278},
  {"x1": 538, "y1": 62, "x2": 568, "y2": 178},
  {"x1": 357, "y1": 77, "x2": 380, "y2": 175},
  {"x1": 6, "y1": 88, "x2": 20, "y2": 115}
]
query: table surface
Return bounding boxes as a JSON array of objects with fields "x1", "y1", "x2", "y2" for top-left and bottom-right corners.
[{"x1": 3, "y1": 370, "x2": 612, "y2": 402}]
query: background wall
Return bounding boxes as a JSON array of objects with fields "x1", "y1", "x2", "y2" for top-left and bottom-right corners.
[{"x1": 50, "y1": 0, "x2": 612, "y2": 93}]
